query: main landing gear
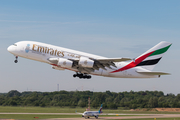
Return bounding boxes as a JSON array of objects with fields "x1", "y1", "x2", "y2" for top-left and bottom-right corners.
[
  {"x1": 14, "y1": 56, "x2": 18, "y2": 63},
  {"x1": 73, "y1": 73, "x2": 92, "y2": 79}
]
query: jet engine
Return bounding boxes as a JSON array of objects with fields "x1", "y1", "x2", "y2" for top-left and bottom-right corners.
[
  {"x1": 78, "y1": 57, "x2": 94, "y2": 68},
  {"x1": 57, "y1": 58, "x2": 73, "y2": 68}
]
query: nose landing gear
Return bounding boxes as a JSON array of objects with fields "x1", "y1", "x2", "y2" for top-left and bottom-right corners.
[
  {"x1": 14, "y1": 56, "x2": 18, "y2": 63},
  {"x1": 73, "y1": 73, "x2": 91, "y2": 79}
]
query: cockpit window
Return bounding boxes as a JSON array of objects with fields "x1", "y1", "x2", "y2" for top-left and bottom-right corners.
[{"x1": 13, "y1": 44, "x2": 17, "y2": 46}]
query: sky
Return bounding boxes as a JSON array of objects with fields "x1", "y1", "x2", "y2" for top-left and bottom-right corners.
[{"x1": 0, "y1": 0, "x2": 180, "y2": 95}]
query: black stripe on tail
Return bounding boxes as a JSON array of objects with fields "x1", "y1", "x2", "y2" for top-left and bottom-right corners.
[{"x1": 136, "y1": 57, "x2": 162, "y2": 66}]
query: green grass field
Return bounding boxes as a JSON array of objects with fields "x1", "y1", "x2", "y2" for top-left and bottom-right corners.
[
  {"x1": 0, "y1": 106, "x2": 180, "y2": 119},
  {"x1": 0, "y1": 106, "x2": 180, "y2": 114},
  {"x1": 0, "y1": 114, "x2": 80, "y2": 119},
  {"x1": 0, "y1": 114, "x2": 142, "y2": 120}
]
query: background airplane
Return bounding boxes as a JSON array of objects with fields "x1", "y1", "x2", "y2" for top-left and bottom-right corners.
[
  {"x1": 81, "y1": 104, "x2": 103, "y2": 119},
  {"x1": 7, "y1": 41, "x2": 172, "y2": 79}
]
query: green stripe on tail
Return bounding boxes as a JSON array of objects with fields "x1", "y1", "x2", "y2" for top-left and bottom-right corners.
[{"x1": 149, "y1": 44, "x2": 172, "y2": 57}]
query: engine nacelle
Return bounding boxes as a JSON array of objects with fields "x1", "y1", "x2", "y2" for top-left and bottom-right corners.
[
  {"x1": 78, "y1": 57, "x2": 94, "y2": 68},
  {"x1": 57, "y1": 58, "x2": 73, "y2": 68}
]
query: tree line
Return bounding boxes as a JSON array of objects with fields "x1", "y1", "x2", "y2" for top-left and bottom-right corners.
[{"x1": 0, "y1": 90, "x2": 180, "y2": 109}]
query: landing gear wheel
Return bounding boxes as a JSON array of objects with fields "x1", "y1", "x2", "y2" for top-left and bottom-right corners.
[
  {"x1": 79, "y1": 75, "x2": 83, "y2": 79},
  {"x1": 88, "y1": 76, "x2": 91, "y2": 79},
  {"x1": 73, "y1": 72, "x2": 92, "y2": 79},
  {"x1": 14, "y1": 56, "x2": 18, "y2": 63},
  {"x1": 14, "y1": 60, "x2": 18, "y2": 63}
]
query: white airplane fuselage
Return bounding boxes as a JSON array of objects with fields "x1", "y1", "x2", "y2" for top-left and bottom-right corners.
[
  {"x1": 82, "y1": 111, "x2": 100, "y2": 118},
  {"x1": 7, "y1": 41, "x2": 171, "y2": 79}
]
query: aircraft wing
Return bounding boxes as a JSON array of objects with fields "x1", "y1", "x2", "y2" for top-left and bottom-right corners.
[
  {"x1": 48, "y1": 57, "x2": 131, "y2": 73},
  {"x1": 91, "y1": 57, "x2": 131, "y2": 70},
  {"x1": 96, "y1": 58, "x2": 131, "y2": 62}
]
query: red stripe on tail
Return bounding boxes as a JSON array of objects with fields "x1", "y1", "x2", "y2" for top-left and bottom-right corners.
[{"x1": 111, "y1": 51, "x2": 154, "y2": 73}]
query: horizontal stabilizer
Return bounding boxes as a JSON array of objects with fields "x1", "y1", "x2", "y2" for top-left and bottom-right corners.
[
  {"x1": 136, "y1": 71, "x2": 170, "y2": 75},
  {"x1": 96, "y1": 58, "x2": 131, "y2": 62}
]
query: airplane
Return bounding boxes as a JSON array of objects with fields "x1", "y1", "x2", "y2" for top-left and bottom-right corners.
[
  {"x1": 7, "y1": 41, "x2": 172, "y2": 79},
  {"x1": 82, "y1": 104, "x2": 103, "y2": 119}
]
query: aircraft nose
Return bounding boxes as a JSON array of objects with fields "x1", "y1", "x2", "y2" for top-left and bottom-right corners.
[{"x1": 7, "y1": 45, "x2": 14, "y2": 53}]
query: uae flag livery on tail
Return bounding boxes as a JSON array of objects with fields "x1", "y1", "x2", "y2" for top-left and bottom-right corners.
[
  {"x1": 111, "y1": 41, "x2": 172, "y2": 73},
  {"x1": 136, "y1": 42, "x2": 171, "y2": 69}
]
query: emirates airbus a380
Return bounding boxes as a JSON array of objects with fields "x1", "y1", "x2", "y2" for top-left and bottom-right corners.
[{"x1": 7, "y1": 41, "x2": 172, "y2": 79}]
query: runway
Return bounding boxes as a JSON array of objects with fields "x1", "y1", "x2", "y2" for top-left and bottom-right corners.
[
  {"x1": 46, "y1": 113, "x2": 180, "y2": 120},
  {"x1": 1, "y1": 113, "x2": 180, "y2": 119}
]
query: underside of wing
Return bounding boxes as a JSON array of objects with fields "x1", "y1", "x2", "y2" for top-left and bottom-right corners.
[
  {"x1": 91, "y1": 57, "x2": 131, "y2": 70},
  {"x1": 136, "y1": 71, "x2": 170, "y2": 75},
  {"x1": 48, "y1": 57, "x2": 131, "y2": 74}
]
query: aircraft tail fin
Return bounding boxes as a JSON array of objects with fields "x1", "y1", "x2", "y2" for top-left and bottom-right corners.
[
  {"x1": 135, "y1": 41, "x2": 172, "y2": 71},
  {"x1": 98, "y1": 104, "x2": 103, "y2": 113}
]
